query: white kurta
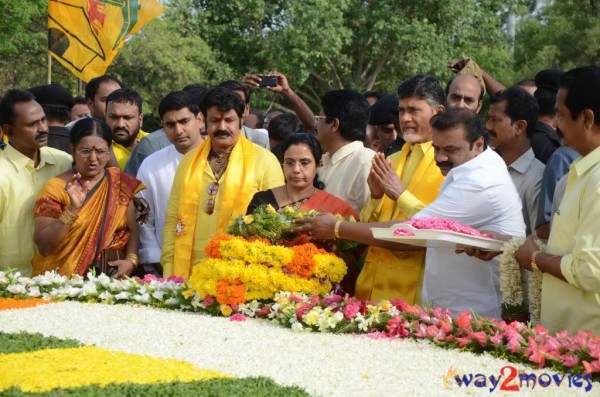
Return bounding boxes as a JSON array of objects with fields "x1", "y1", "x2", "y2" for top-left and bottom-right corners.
[
  {"x1": 415, "y1": 148, "x2": 526, "y2": 320},
  {"x1": 136, "y1": 145, "x2": 183, "y2": 264}
]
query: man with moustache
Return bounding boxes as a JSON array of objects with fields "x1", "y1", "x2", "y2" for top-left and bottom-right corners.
[
  {"x1": 136, "y1": 91, "x2": 205, "y2": 276},
  {"x1": 356, "y1": 75, "x2": 445, "y2": 305},
  {"x1": 161, "y1": 87, "x2": 284, "y2": 278},
  {"x1": 446, "y1": 74, "x2": 484, "y2": 113},
  {"x1": 0, "y1": 89, "x2": 72, "y2": 276},
  {"x1": 105, "y1": 88, "x2": 149, "y2": 170},
  {"x1": 298, "y1": 108, "x2": 525, "y2": 319},
  {"x1": 516, "y1": 66, "x2": 600, "y2": 336}
]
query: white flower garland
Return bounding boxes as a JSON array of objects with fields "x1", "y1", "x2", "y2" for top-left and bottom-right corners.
[{"x1": 499, "y1": 237, "x2": 545, "y2": 324}]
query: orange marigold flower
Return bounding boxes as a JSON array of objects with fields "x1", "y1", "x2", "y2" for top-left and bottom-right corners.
[
  {"x1": 246, "y1": 237, "x2": 272, "y2": 246},
  {"x1": 215, "y1": 278, "x2": 247, "y2": 305},
  {"x1": 0, "y1": 298, "x2": 54, "y2": 311},
  {"x1": 204, "y1": 235, "x2": 234, "y2": 258},
  {"x1": 285, "y1": 243, "x2": 327, "y2": 278}
]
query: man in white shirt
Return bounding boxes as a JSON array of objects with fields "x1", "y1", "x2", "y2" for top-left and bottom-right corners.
[
  {"x1": 316, "y1": 89, "x2": 375, "y2": 213},
  {"x1": 487, "y1": 86, "x2": 545, "y2": 235},
  {"x1": 299, "y1": 108, "x2": 525, "y2": 319},
  {"x1": 136, "y1": 91, "x2": 204, "y2": 275}
]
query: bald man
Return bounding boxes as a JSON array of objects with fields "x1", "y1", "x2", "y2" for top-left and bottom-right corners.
[{"x1": 446, "y1": 74, "x2": 484, "y2": 113}]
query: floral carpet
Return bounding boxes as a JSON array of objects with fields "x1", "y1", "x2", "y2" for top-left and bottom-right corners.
[{"x1": 0, "y1": 300, "x2": 596, "y2": 396}]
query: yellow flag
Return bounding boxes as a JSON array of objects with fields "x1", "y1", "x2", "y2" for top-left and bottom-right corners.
[{"x1": 48, "y1": 0, "x2": 164, "y2": 82}]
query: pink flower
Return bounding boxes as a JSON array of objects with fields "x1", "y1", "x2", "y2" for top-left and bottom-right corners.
[
  {"x1": 490, "y1": 331, "x2": 503, "y2": 346},
  {"x1": 561, "y1": 354, "x2": 580, "y2": 367},
  {"x1": 468, "y1": 331, "x2": 488, "y2": 346},
  {"x1": 143, "y1": 274, "x2": 158, "y2": 282},
  {"x1": 203, "y1": 295, "x2": 215, "y2": 306},
  {"x1": 457, "y1": 337, "x2": 472, "y2": 347},
  {"x1": 256, "y1": 306, "x2": 271, "y2": 318},
  {"x1": 309, "y1": 294, "x2": 320, "y2": 305},
  {"x1": 507, "y1": 338, "x2": 522, "y2": 353},
  {"x1": 344, "y1": 302, "x2": 360, "y2": 319},
  {"x1": 296, "y1": 304, "x2": 313, "y2": 319},
  {"x1": 456, "y1": 311, "x2": 473, "y2": 332},
  {"x1": 230, "y1": 313, "x2": 246, "y2": 322},
  {"x1": 323, "y1": 294, "x2": 343, "y2": 305},
  {"x1": 289, "y1": 295, "x2": 302, "y2": 303},
  {"x1": 166, "y1": 275, "x2": 184, "y2": 283}
]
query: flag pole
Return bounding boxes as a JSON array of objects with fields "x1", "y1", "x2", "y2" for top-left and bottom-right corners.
[{"x1": 47, "y1": 52, "x2": 52, "y2": 84}]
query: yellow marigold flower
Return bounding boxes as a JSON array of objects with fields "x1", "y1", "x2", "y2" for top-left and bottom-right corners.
[
  {"x1": 220, "y1": 304, "x2": 233, "y2": 316},
  {"x1": 0, "y1": 346, "x2": 227, "y2": 393},
  {"x1": 283, "y1": 206, "x2": 295, "y2": 216},
  {"x1": 266, "y1": 204, "x2": 277, "y2": 214},
  {"x1": 243, "y1": 215, "x2": 254, "y2": 224},
  {"x1": 182, "y1": 289, "x2": 196, "y2": 299}
]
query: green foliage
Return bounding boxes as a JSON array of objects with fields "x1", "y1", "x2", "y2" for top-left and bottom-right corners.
[
  {"x1": 1, "y1": 377, "x2": 310, "y2": 397},
  {"x1": 168, "y1": 0, "x2": 523, "y2": 110},
  {"x1": 514, "y1": 0, "x2": 600, "y2": 78},
  {"x1": 0, "y1": 331, "x2": 81, "y2": 354},
  {"x1": 108, "y1": 17, "x2": 233, "y2": 127}
]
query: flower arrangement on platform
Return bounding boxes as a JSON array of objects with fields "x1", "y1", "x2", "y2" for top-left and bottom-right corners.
[
  {"x1": 500, "y1": 237, "x2": 545, "y2": 324},
  {"x1": 228, "y1": 204, "x2": 319, "y2": 243},
  {"x1": 188, "y1": 235, "x2": 347, "y2": 303},
  {"x1": 3, "y1": 269, "x2": 600, "y2": 379}
]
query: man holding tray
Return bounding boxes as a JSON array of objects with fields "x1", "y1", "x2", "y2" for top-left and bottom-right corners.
[{"x1": 297, "y1": 108, "x2": 525, "y2": 320}]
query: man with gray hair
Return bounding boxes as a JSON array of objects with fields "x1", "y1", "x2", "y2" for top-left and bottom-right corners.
[{"x1": 356, "y1": 74, "x2": 446, "y2": 305}]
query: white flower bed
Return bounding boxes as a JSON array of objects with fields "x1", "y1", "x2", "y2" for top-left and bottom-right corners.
[{"x1": 0, "y1": 302, "x2": 594, "y2": 396}]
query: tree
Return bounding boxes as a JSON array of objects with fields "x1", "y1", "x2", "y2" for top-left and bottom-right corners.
[
  {"x1": 168, "y1": 0, "x2": 524, "y2": 110},
  {"x1": 109, "y1": 17, "x2": 234, "y2": 128},
  {"x1": 514, "y1": 0, "x2": 600, "y2": 78}
]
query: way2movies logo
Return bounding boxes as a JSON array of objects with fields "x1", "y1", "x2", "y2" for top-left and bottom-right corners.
[{"x1": 442, "y1": 365, "x2": 593, "y2": 392}]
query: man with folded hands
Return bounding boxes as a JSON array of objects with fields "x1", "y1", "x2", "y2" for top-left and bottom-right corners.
[{"x1": 297, "y1": 108, "x2": 525, "y2": 320}]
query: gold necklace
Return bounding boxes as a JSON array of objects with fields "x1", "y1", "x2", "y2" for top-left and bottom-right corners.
[{"x1": 208, "y1": 149, "x2": 232, "y2": 181}]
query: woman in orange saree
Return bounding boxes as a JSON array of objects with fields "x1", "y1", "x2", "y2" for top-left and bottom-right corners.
[
  {"x1": 32, "y1": 119, "x2": 144, "y2": 278},
  {"x1": 246, "y1": 133, "x2": 362, "y2": 293}
]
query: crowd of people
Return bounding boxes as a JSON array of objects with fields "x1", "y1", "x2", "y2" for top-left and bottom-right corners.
[{"x1": 1, "y1": 59, "x2": 600, "y2": 337}]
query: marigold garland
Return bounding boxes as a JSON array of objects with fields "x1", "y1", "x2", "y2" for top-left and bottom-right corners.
[
  {"x1": 190, "y1": 236, "x2": 346, "y2": 304},
  {"x1": 0, "y1": 298, "x2": 54, "y2": 311}
]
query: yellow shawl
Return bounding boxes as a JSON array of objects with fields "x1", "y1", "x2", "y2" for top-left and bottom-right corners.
[
  {"x1": 356, "y1": 143, "x2": 444, "y2": 304},
  {"x1": 173, "y1": 135, "x2": 256, "y2": 276}
]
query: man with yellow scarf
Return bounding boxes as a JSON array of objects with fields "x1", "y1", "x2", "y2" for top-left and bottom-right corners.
[
  {"x1": 356, "y1": 75, "x2": 446, "y2": 305},
  {"x1": 161, "y1": 87, "x2": 284, "y2": 278}
]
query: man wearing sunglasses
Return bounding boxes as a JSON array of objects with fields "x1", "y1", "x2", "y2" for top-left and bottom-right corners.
[{"x1": 161, "y1": 87, "x2": 284, "y2": 278}]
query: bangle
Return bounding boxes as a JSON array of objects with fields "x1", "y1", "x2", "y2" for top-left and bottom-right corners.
[
  {"x1": 125, "y1": 253, "x2": 139, "y2": 269},
  {"x1": 531, "y1": 250, "x2": 542, "y2": 273},
  {"x1": 59, "y1": 208, "x2": 78, "y2": 226},
  {"x1": 334, "y1": 220, "x2": 343, "y2": 239}
]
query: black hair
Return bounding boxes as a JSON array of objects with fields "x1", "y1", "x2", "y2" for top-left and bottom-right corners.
[
  {"x1": 534, "y1": 87, "x2": 557, "y2": 117},
  {"x1": 363, "y1": 91, "x2": 384, "y2": 100},
  {"x1": 490, "y1": 86, "x2": 539, "y2": 138},
  {"x1": 106, "y1": 88, "x2": 143, "y2": 114},
  {"x1": 279, "y1": 133, "x2": 325, "y2": 189},
  {"x1": 321, "y1": 89, "x2": 370, "y2": 142},
  {"x1": 559, "y1": 66, "x2": 600, "y2": 125},
  {"x1": 85, "y1": 75, "x2": 123, "y2": 101},
  {"x1": 69, "y1": 117, "x2": 113, "y2": 147},
  {"x1": 397, "y1": 74, "x2": 446, "y2": 107},
  {"x1": 445, "y1": 75, "x2": 485, "y2": 102},
  {"x1": 430, "y1": 108, "x2": 489, "y2": 149},
  {"x1": 218, "y1": 80, "x2": 251, "y2": 104},
  {"x1": 201, "y1": 87, "x2": 245, "y2": 119},
  {"x1": 0, "y1": 89, "x2": 36, "y2": 127},
  {"x1": 182, "y1": 83, "x2": 209, "y2": 110},
  {"x1": 516, "y1": 79, "x2": 536, "y2": 89},
  {"x1": 158, "y1": 91, "x2": 200, "y2": 119},
  {"x1": 73, "y1": 96, "x2": 87, "y2": 105},
  {"x1": 268, "y1": 113, "x2": 300, "y2": 143},
  {"x1": 249, "y1": 109, "x2": 264, "y2": 128}
]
